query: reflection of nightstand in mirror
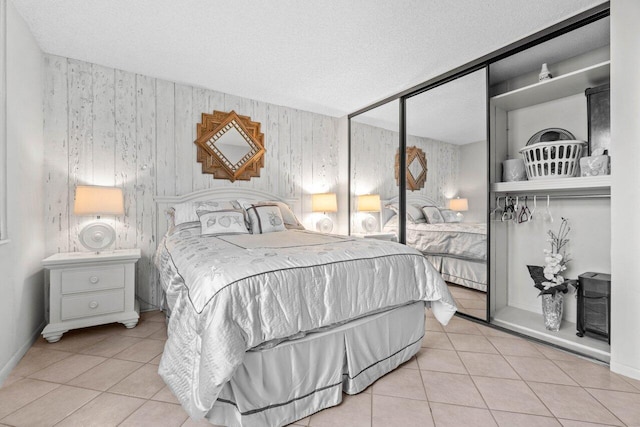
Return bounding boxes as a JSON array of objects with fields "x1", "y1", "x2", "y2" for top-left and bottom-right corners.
[{"x1": 352, "y1": 232, "x2": 398, "y2": 242}]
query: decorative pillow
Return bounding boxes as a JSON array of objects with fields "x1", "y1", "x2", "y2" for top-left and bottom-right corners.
[
  {"x1": 439, "y1": 209, "x2": 461, "y2": 223},
  {"x1": 238, "y1": 199, "x2": 305, "y2": 230},
  {"x1": 170, "y1": 200, "x2": 241, "y2": 226},
  {"x1": 197, "y1": 209, "x2": 249, "y2": 236},
  {"x1": 422, "y1": 206, "x2": 444, "y2": 224},
  {"x1": 245, "y1": 204, "x2": 287, "y2": 234},
  {"x1": 385, "y1": 203, "x2": 426, "y2": 223}
]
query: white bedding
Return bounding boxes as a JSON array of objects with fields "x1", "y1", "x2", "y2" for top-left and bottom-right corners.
[
  {"x1": 383, "y1": 216, "x2": 487, "y2": 261},
  {"x1": 155, "y1": 224, "x2": 456, "y2": 419}
]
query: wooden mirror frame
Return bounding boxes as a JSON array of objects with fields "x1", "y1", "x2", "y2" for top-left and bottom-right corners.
[
  {"x1": 395, "y1": 146, "x2": 427, "y2": 191},
  {"x1": 195, "y1": 110, "x2": 266, "y2": 182}
]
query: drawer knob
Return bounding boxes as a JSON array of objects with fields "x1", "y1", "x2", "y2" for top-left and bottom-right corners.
[
  {"x1": 89, "y1": 301, "x2": 99, "y2": 309},
  {"x1": 89, "y1": 276, "x2": 100, "y2": 284}
]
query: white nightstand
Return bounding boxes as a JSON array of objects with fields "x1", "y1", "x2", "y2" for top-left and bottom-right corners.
[
  {"x1": 42, "y1": 249, "x2": 141, "y2": 343},
  {"x1": 352, "y1": 232, "x2": 398, "y2": 242}
]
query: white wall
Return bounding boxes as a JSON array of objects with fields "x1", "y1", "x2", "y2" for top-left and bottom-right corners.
[
  {"x1": 43, "y1": 55, "x2": 343, "y2": 309},
  {"x1": 610, "y1": 0, "x2": 640, "y2": 380},
  {"x1": 458, "y1": 140, "x2": 487, "y2": 223},
  {"x1": 0, "y1": 0, "x2": 44, "y2": 385}
]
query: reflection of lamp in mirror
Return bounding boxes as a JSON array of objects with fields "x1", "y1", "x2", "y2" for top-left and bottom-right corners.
[
  {"x1": 356, "y1": 194, "x2": 381, "y2": 233},
  {"x1": 312, "y1": 193, "x2": 337, "y2": 233},
  {"x1": 449, "y1": 197, "x2": 469, "y2": 221},
  {"x1": 74, "y1": 185, "x2": 124, "y2": 253}
]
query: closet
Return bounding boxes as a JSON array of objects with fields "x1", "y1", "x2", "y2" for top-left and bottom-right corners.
[
  {"x1": 348, "y1": 4, "x2": 611, "y2": 359},
  {"x1": 489, "y1": 14, "x2": 611, "y2": 361}
]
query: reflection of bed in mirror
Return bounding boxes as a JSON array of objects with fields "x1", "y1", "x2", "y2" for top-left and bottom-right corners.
[
  {"x1": 154, "y1": 188, "x2": 457, "y2": 426},
  {"x1": 382, "y1": 194, "x2": 487, "y2": 292}
]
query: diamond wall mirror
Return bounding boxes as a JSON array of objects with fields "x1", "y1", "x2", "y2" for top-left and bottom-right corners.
[
  {"x1": 395, "y1": 146, "x2": 427, "y2": 191},
  {"x1": 195, "y1": 110, "x2": 266, "y2": 182}
]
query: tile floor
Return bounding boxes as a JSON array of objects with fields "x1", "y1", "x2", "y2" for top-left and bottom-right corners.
[
  {"x1": 2, "y1": 310, "x2": 640, "y2": 426},
  {"x1": 447, "y1": 284, "x2": 487, "y2": 320}
]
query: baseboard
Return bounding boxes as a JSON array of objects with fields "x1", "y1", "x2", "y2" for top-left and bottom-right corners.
[
  {"x1": 0, "y1": 320, "x2": 46, "y2": 386},
  {"x1": 610, "y1": 359, "x2": 640, "y2": 381}
]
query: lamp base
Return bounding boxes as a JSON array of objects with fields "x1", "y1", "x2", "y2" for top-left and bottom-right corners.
[
  {"x1": 79, "y1": 221, "x2": 116, "y2": 253},
  {"x1": 361, "y1": 215, "x2": 378, "y2": 233},
  {"x1": 315, "y1": 216, "x2": 334, "y2": 233}
]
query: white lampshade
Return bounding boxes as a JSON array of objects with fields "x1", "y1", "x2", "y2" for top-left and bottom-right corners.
[
  {"x1": 312, "y1": 193, "x2": 338, "y2": 213},
  {"x1": 356, "y1": 194, "x2": 381, "y2": 212},
  {"x1": 449, "y1": 197, "x2": 469, "y2": 212},
  {"x1": 74, "y1": 186, "x2": 124, "y2": 216}
]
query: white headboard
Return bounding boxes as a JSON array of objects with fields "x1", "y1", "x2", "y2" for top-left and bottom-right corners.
[
  {"x1": 385, "y1": 194, "x2": 439, "y2": 207},
  {"x1": 154, "y1": 188, "x2": 299, "y2": 239}
]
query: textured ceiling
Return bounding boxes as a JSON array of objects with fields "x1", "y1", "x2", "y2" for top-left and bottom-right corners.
[{"x1": 13, "y1": 0, "x2": 605, "y2": 118}]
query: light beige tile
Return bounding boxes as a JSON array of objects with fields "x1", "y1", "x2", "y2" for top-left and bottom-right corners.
[
  {"x1": 372, "y1": 394, "x2": 433, "y2": 427},
  {"x1": 474, "y1": 377, "x2": 551, "y2": 416},
  {"x1": 120, "y1": 400, "x2": 188, "y2": 427},
  {"x1": 113, "y1": 338, "x2": 165, "y2": 363},
  {"x1": 148, "y1": 326, "x2": 168, "y2": 341},
  {"x1": 422, "y1": 331, "x2": 454, "y2": 350},
  {"x1": 458, "y1": 352, "x2": 519, "y2": 379},
  {"x1": 372, "y1": 365, "x2": 426, "y2": 400},
  {"x1": 478, "y1": 325, "x2": 517, "y2": 339},
  {"x1": 448, "y1": 333, "x2": 498, "y2": 354},
  {"x1": 429, "y1": 402, "x2": 497, "y2": 427},
  {"x1": 33, "y1": 329, "x2": 109, "y2": 353},
  {"x1": 621, "y1": 375, "x2": 640, "y2": 392},
  {"x1": 492, "y1": 410, "x2": 561, "y2": 427},
  {"x1": 118, "y1": 320, "x2": 165, "y2": 338},
  {"x1": 486, "y1": 335, "x2": 546, "y2": 358},
  {"x1": 0, "y1": 374, "x2": 23, "y2": 389},
  {"x1": 448, "y1": 285, "x2": 485, "y2": 302},
  {"x1": 425, "y1": 316, "x2": 444, "y2": 332},
  {"x1": 151, "y1": 385, "x2": 180, "y2": 404},
  {"x1": 1, "y1": 385, "x2": 99, "y2": 426},
  {"x1": 553, "y1": 360, "x2": 637, "y2": 392},
  {"x1": 422, "y1": 371, "x2": 486, "y2": 408},
  {"x1": 506, "y1": 356, "x2": 577, "y2": 385},
  {"x1": 67, "y1": 358, "x2": 143, "y2": 391},
  {"x1": 10, "y1": 347, "x2": 73, "y2": 377},
  {"x1": 108, "y1": 364, "x2": 165, "y2": 399},
  {"x1": 442, "y1": 316, "x2": 484, "y2": 335},
  {"x1": 182, "y1": 417, "x2": 223, "y2": 427},
  {"x1": 416, "y1": 348, "x2": 467, "y2": 374},
  {"x1": 528, "y1": 382, "x2": 621, "y2": 425},
  {"x1": 140, "y1": 310, "x2": 166, "y2": 323},
  {"x1": 0, "y1": 378, "x2": 60, "y2": 419},
  {"x1": 55, "y1": 392, "x2": 145, "y2": 427},
  {"x1": 461, "y1": 308, "x2": 487, "y2": 318},
  {"x1": 457, "y1": 298, "x2": 487, "y2": 310},
  {"x1": 28, "y1": 354, "x2": 107, "y2": 384},
  {"x1": 149, "y1": 353, "x2": 163, "y2": 365},
  {"x1": 559, "y1": 419, "x2": 619, "y2": 427},
  {"x1": 534, "y1": 344, "x2": 582, "y2": 362},
  {"x1": 587, "y1": 388, "x2": 640, "y2": 426},
  {"x1": 287, "y1": 415, "x2": 310, "y2": 426},
  {"x1": 309, "y1": 393, "x2": 371, "y2": 427},
  {"x1": 398, "y1": 355, "x2": 419, "y2": 370},
  {"x1": 79, "y1": 335, "x2": 142, "y2": 358}
]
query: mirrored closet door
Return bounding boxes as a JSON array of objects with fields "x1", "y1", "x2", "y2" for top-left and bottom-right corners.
[
  {"x1": 350, "y1": 100, "x2": 401, "y2": 241},
  {"x1": 405, "y1": 69, "x2": 488, "y2": 320}
]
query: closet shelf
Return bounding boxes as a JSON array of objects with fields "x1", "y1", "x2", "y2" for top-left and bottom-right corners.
[
  {"x1": 491, "y1": 175, "x2": 611, "y2": 194},
  {"x1": 491, "y1": 61, "x2": 610, "y2": 111}
]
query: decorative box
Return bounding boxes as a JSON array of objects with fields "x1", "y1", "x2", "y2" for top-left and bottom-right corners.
[{"x1": 580, "y1": 154, "x2": 609, "y2": 177}]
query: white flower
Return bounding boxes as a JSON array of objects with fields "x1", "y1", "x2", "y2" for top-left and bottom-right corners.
[
  {"x1": 542, "y1": 281, "x2": 554, "y2": 290},
  {"x1": 556, "y1": 275, "x2": 564, "y2": 284}
]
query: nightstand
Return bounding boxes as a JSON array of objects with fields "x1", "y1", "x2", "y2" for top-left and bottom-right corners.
[
  {"x1": 42, "y1": 249, "x2": 141, "y2": 343},
  {"x1": 352, "y1": 232, "x2": 398, "y2": 242}
]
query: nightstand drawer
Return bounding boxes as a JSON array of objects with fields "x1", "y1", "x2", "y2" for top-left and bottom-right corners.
[
  {"x1": 61, "y1": 289, "x2": 125, "y2": 320},
  {"x1": 61, "y1": 265, "x2": 125, "y2": 294}
]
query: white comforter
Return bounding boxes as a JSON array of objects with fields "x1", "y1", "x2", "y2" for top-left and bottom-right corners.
[
  {"x1": 384, "y1": 216, "x2": 487, "y2": 261},
  {"x1": 155, "y1": 225, "x2": 456, "y2": 419}
]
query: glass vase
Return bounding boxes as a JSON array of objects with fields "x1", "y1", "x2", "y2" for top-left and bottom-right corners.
[{"x1": 541, "y1": 293, "x2": 564, "y2": 331}]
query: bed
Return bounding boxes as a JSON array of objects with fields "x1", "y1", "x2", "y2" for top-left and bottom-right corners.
[
  {"x1": 153, "y1": 188, "x2": 456, "y2": 427},
  {"x1": 382, "y1": 195, "x2": 487, "y2": 292}
]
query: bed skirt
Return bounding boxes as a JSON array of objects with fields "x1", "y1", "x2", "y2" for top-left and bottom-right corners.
[
  {"x1": 204, "y1": 301, "x2": 426, "y2": 427},
  {"x1": 425, "y1": 255, "x2": 487, "y2": 292}
]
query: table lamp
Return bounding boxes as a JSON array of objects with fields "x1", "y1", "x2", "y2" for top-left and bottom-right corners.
[
  {"x1": 356, "y1": 194, "x2": 381, "y2": 232},
  {"x1": 74, "y1": 185, "x2": 124, "y2": 253},
  {"x1": 312, "y1": 193, "x2": 337, "y2": 233}
]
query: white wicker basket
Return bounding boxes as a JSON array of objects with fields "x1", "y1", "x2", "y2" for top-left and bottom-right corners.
[{"x1": 519, "y1": 140, "x2": 586, "y2": 180}]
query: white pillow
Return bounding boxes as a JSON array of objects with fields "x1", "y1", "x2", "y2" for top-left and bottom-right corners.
[
  {"x1": 238, "y1": 199, "x2": 304, "y2": 230},
  {"x1": 245, "y1": 204, "x2": 287, "y2": 234},
  {"x1": 439, "y1": 209, "x2": 461, "y2": 223},
  {"x1": 385, "y1": 203, "x2": 426, "y2": 223},
  {"x1": 422, "y1": 206, "x2": 444, "y2": 224},
  {"x1": 197, "y1": 209, "x2": 249, "y2": 236},
  {"x1": 170, "y1": 200, "x2": 241, "y2": 226}
]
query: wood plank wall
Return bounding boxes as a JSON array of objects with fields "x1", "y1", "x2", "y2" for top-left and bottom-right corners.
[
  {"x1": 43, "y1": 54, "x2": 341, "y2": 309},
  {"x1": 351, "y1": 122, "x2": 460, "y2": 208}
]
